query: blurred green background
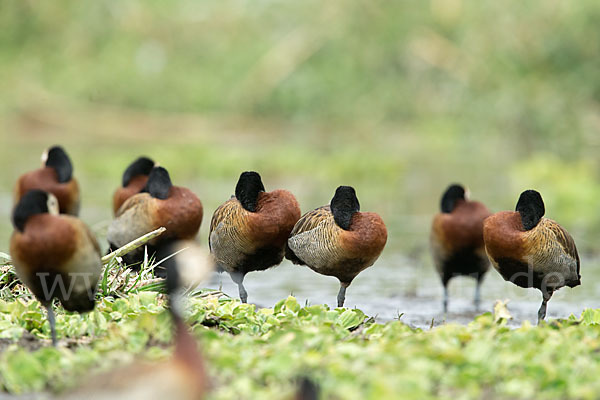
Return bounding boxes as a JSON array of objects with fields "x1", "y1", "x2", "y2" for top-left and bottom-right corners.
[{"x1": 1, "y1": 0, "x2": 600, "y2": 255}]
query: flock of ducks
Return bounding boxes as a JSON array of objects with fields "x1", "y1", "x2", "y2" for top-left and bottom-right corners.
[
  {"x1": 9, "y1": 146, "x2": 323, "y2": 399},
  {"x1": 9, "y1": 146, "x2": 583, "y2": 326},
  {"x1": 5, "y1": 144, "x2": 583, "y2": 397},
  {"x1": 431, "y1": 185, "x2": 581, "y2": 322},
  {"x1": 8, "y1": 146, "x2": 582, "y2": 330},
  {"x1": 10, "y1": 146, "x2": 390, "y2": 326}
]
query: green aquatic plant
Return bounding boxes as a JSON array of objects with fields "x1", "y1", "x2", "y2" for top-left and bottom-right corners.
[{"x1": 0, "y1": 292, "x2": 599, "y2": 399}]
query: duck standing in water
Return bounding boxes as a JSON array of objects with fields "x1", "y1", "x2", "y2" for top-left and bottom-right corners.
[
  {"x1": 209, "y1": 171, "x2": 301, "y2": 303},
  {"x1": 286, "y1": 186, "x2": 387, "y2": 308},
  {"x1": 483, "y1": 190, "x2": 580, "y2": 323},
  {"x1": 430, "y1": 184, "x2": 491, "y2": 313}
]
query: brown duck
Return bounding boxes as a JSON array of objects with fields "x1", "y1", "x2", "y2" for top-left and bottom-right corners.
[
  {"x1": 209, "y1": 171, "x2": 301, "y2": 303},
  {"x1": 10, "y1": 190, "x2": 102, "y2": 345},
  {"x1": 483, "y1": 190, "x2": 580, "y2": 323},
  {"x1": 112, "y1": 156, "x2": 156, "y2": 215},
  {"x1": 430, "y1": 184, "x2": 491, "y2": 313},
  {"x1": 286, "y1": 186, "x2": 387, "y2": 308},
  {"x1": 14, "y1": 145, "x2": 80, "y2": 215},
  {"x1": 107, "y1": 166, "x2": 203, "y2": 268}
]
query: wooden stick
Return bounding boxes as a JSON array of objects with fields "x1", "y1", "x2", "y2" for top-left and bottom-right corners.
[
  {"x1": 0, "y1": 227, "x2": 164, "y2": 267},
  {"x1": 102, "y1": 227, "x2": 166, "y2": 265}
]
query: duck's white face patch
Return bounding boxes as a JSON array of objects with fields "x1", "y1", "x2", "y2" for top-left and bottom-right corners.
[
  {"x1": 46, "y1": 193, "x2": 59, "y2": 215},
  {"x1": 464, "y1": 188, "x2": 471, "y2": 201},
  {"x1": 41, "y1": 148, "x2": 49, "y2": 165}
]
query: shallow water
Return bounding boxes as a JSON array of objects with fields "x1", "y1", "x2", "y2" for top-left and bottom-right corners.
[{"x1": 207, "y1": 253, "x2": 599, "y2": 329}]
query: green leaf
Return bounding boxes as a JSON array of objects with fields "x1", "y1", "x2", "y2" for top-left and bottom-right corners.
[{"x1": 337, "y1": 309, "x2": 366, "y2": 330}]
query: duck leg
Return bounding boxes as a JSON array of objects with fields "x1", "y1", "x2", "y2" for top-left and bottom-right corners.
[
  {"x1": 337, "y1": 282, "x2": 349, "y2": 308},
  {"x1": 238, "y1": 283, "x2": 248, "y2": 304},
  {"x1": 231, "y1": 272, "x2": 248, "y2": 303},
  {"x1": 443, "y1": 283, "x2": 449, "y2": 314},
  {"x1": 537, "y1": 290, "x2": 553, "y2": 324},
  {"x1": 45, "y1": 304, "x2": 57, "y2": 346},
  {"x1": 474, "y1": 277, "x2": 482, "y2": 312}
]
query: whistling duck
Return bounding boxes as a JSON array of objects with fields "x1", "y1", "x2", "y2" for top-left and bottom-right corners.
[
  {"x1": 286, "y1": 186, "x2": 387, "y2": 308},
  {"x1": 62, "y1": 240, "x2": 212, "y2": 400},
  {"x1": 430, "y1": 184, "x2": 491, "y2": 313},
  {"x1": 107, "y1": 166, "x2": 203, "y2": 267},
  {"x1": 483, "y1": 190, "x2": 581, "y2": 323},
  {"x1": 10, "y1": 190, "x2": 102, "y2": 345},
  {"x1": 112, "y1": 156, "x2": 156, "y2": 215},
  {"x1": 209, "y1": 171, "x2": 301, "y2": 303},
  {"x1": 14, "y1": 145, "x2": 80, "y2": 215}
]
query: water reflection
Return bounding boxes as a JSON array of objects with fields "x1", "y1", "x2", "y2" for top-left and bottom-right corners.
[{"x1": 207, "y1": 253, "x2": 599, "y2": 329}]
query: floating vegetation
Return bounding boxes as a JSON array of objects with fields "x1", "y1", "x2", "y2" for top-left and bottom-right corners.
[{"x1": 0, "y1": 291, "x2": 599, "y2": 399}]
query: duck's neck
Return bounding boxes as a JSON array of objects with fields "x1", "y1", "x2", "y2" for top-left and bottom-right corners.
[
  {"x1": 173, "y1": 314, "x2": 206, "y2": 379},
  {"x1": 145, "y1": 168, "x2": 172, "y2": 199},
  {"x1": 332, "y1": 207, "x2": 357, "y2": 230},
  {"x1": 46, "y1": 155, "x2": 72, "y2": 183},
  {"x1": 515, "y1": 190, "x2": 545, "y2": 231}
]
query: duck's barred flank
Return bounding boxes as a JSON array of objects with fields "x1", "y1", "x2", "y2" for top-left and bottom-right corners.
[
  {"x1": 287, "y1": 207, "x2": 347, "y2": 274},
  {"x1": 210, "y1": 197, "x2": 257, "y2": 271},
  {"x1": 524, "y1": 219, "x2": 580, "y2": 279}
]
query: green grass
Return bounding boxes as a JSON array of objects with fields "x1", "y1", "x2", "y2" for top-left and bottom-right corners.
[{"x1": 1, "y1": 291, "x2": 600, "y2": 399}]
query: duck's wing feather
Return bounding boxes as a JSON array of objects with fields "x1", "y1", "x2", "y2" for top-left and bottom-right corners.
[
  {"x1": 209, "y1": 198, "x2": 256, "y2": 272},
  {"x1": 115, "y1": 193, "x2": 151, "y2": 217},
  {"x1": 548, "y1": 220, "x2": 580, "y2": 272},
  {"x1": 287, "y1": 206, "x2": 344, "y2": 268},
  {"x1": 289, "y1": 206, "x2": 331, "y2": 237}
]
